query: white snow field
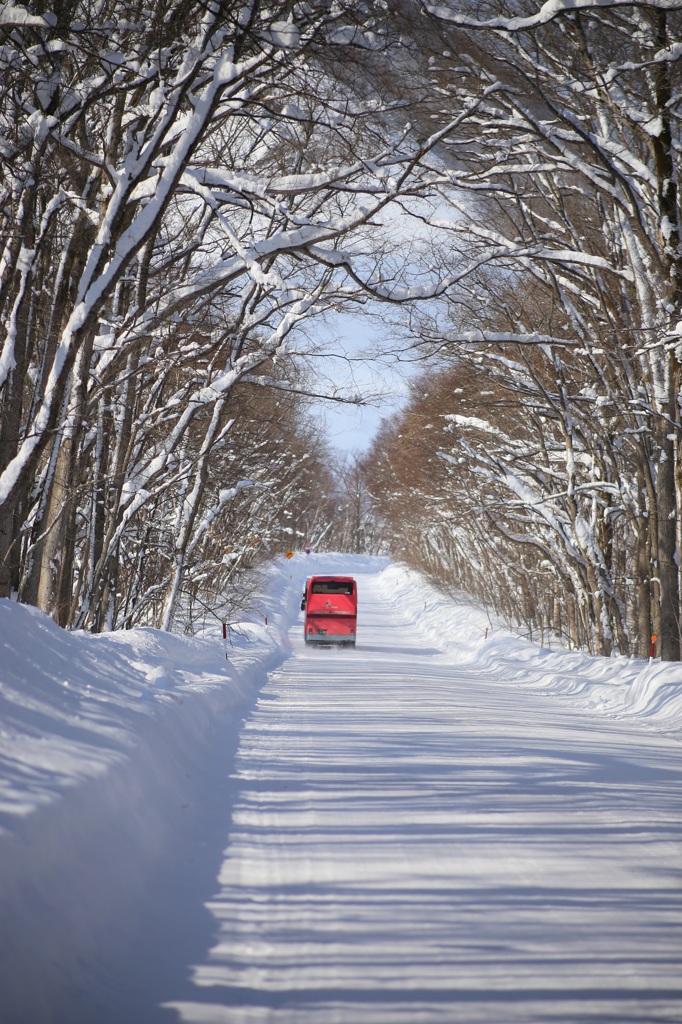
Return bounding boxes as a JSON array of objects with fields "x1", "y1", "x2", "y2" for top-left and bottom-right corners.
[{"x1": 1, "y1": 554, "x2": 681, "y2": 1023}]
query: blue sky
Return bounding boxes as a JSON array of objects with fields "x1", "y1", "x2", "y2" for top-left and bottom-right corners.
[{"x1": 306, "y1": 312, "x2": 413, "y2": 454}]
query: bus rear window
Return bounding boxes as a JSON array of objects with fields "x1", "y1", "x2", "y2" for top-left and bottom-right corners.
[{"x1": 311, "y1": 581, "x2": 354, "y2": 595}]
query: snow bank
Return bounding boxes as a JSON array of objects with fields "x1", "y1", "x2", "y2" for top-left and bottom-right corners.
[
  {"x1": 375, "y1": 562, "x2": 682, "y2": 736},
  {"x1": 0, "y1": 558, "x2": 307, "y2": 1021},
  {"x1": 0, "y1": 580, "x2": 286, "y2": 830}
]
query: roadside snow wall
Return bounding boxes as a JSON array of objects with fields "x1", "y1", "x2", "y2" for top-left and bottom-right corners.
[
  {"x1": 375, "y1": 563, "x2": 682, "y2": 738},
  {"x1": 0, "y1": 560, "x2": 305, "y2": 1023}
]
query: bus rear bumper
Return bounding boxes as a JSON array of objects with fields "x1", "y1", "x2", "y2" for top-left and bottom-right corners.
[{"x1": 304, "y1": 633, "x2": 356, "y2": 646}]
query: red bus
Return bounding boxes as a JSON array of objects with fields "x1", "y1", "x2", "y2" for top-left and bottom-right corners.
[{"x1": 301, "y1": 575, "x2": 357, "y2": 646}]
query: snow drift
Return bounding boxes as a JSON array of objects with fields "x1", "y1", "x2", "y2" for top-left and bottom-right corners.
[{"x1": 375, "y1": 563, "x2": 682, "y2": 735}]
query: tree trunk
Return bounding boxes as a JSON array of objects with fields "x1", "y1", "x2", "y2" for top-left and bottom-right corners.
[
  {"x1": 650, "y1": 9, "x2": 681, "y2": 660},
  {"x1": 655, "y1": 378, "x2": 681, "y2": 660},
  {"x1": 635, "y1": 464, "x2": 653, "y2": 659}
]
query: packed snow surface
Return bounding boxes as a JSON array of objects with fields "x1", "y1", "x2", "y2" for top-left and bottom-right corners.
[{"x1": 0, "y1": 554, "x2": 681, "y2": 1022}]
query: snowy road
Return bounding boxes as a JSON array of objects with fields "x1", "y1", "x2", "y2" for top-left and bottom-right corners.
[{"x1": 166, "y1": 567, "x2": 682, "y2": 1024}]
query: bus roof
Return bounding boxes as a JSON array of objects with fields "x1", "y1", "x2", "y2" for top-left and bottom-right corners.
[{"x1": 307, "y1": 575, "x2": 355, "y2": 582}]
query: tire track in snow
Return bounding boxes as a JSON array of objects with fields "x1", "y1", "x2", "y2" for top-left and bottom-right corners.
[{"x1": 166, "y1": 568, "x2": 682, "y2": 1024}]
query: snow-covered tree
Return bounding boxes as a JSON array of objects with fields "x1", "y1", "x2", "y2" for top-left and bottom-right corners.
[
  {"x1": 363, "y1": 0, "x2": 682, "y2": 659},
  {"x1": 0, "y1": 0, "x2": 477, "y2": 627}
]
